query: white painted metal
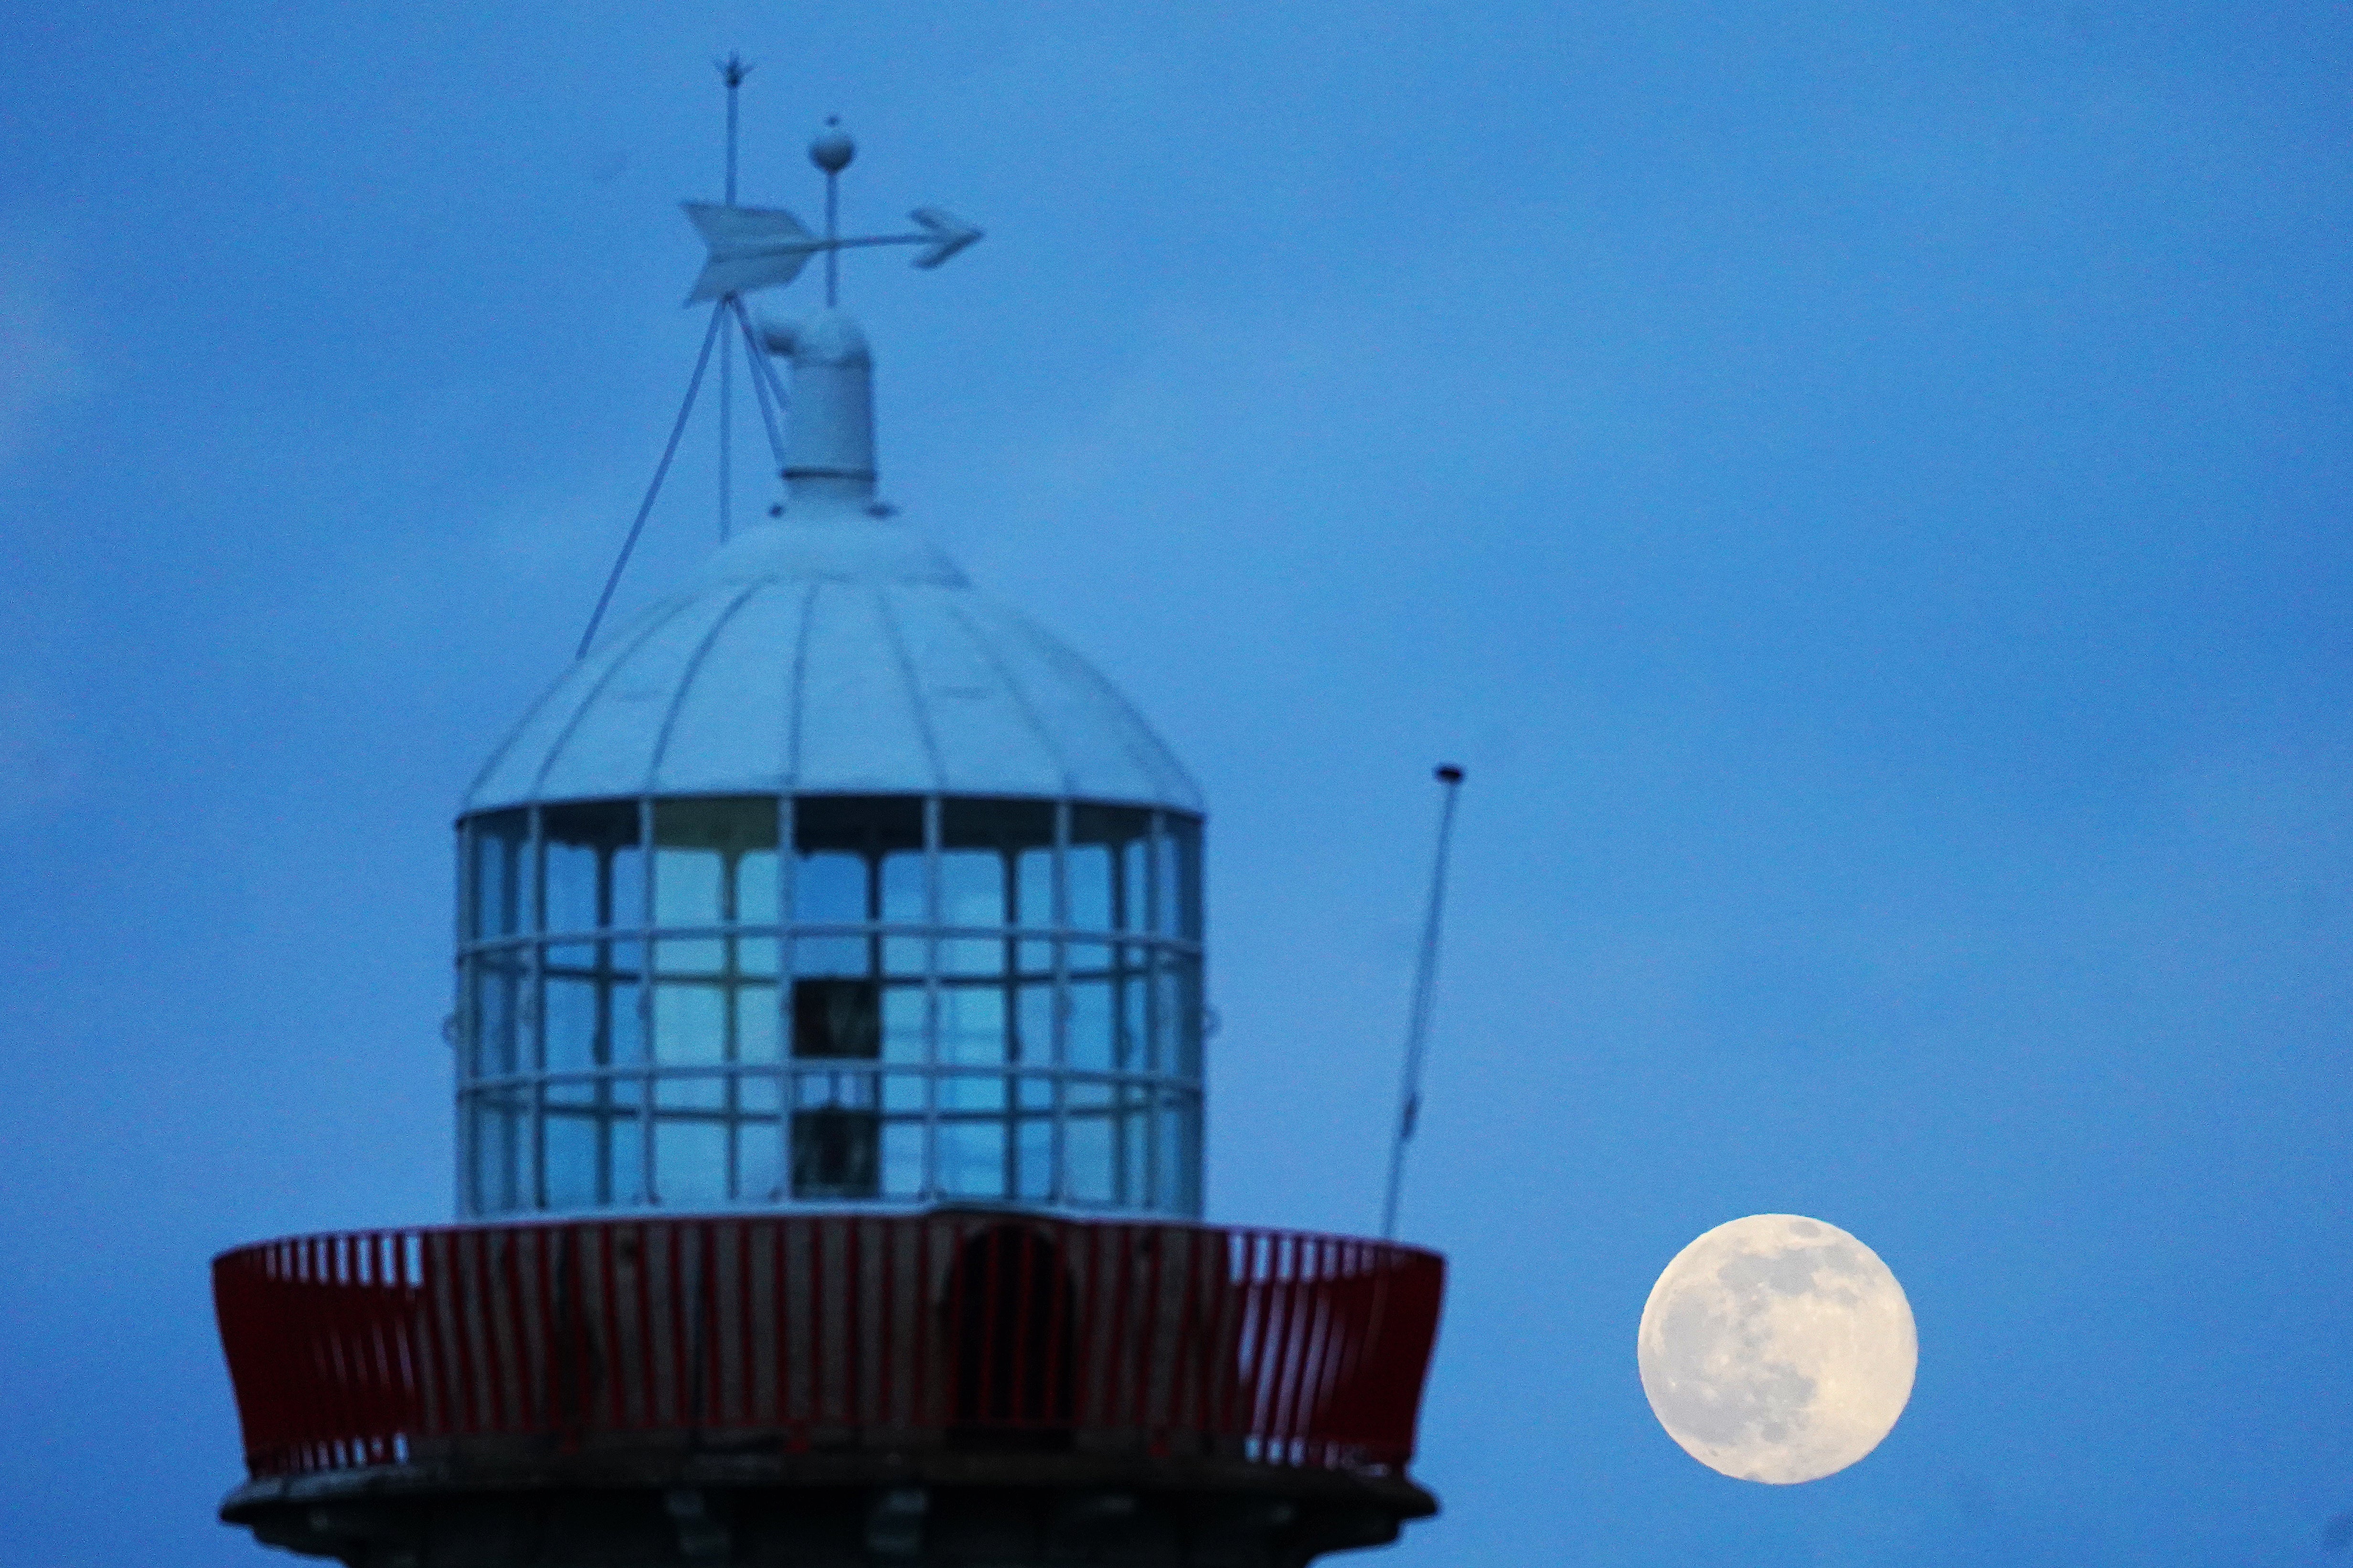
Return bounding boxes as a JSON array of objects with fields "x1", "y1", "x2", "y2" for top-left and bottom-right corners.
[
  {"x1": 468, "y1": 310, "x2": 1199, "y2": 815},
  {"x1": 683, "y1": 203, "x2": 986, "y2": 303}
]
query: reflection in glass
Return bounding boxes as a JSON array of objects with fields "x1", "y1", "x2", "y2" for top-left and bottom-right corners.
[
  {"x1": 1066, "y1": 943, "x2": 1113, "y2": 1071},
  {"x1": 941, "y1": 987, "x2": 1007, "y2": 1066},
  {"x1": 793, "y1": 978, "x2": 879, "y2": 1058},
  {"x1": 657, "y1": 1117, "x2": 728, "y2": 1206},
  {"x1": 544, "y1": 1109, "x2": 597, "y2": 1209},
  {"x1": 794, "y1": 1107, "x2": 879, "y2": 1198},
  {"x1": 942, "y1": 1118, "x2": 1008, "y2": 1198}
]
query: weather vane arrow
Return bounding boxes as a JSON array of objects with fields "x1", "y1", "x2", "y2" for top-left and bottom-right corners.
[{"x1": 681, "y1": 202, "x2": 983, "y2": 303}]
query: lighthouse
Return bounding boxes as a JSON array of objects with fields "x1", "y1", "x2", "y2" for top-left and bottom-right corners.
[{"x1": 210, "y1": 103, "x2": 1444, "y2": 1568}]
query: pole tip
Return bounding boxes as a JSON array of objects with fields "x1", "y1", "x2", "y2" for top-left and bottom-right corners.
[{"x1": 1435, "y1": 764, "x2": 1464, "y2": 784}]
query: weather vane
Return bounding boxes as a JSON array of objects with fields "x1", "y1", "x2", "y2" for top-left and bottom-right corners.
[
  {"x1": 575, "y1": 65, "x2": 984, "y2": 660},
  {"x1": 680, "y1": 128, "x2": 984, "y2": 306}
]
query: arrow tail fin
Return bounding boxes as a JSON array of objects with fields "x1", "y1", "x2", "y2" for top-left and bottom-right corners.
[{"x1": 681, "y1": 202, "x2": 820, "y2": 301}]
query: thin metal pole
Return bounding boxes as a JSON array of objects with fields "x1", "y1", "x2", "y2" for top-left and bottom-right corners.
[
  {"x1": 1379, "y1": 765, "x2": 1465, "y2": 1240},
  {"x1": 716, "y1": 54, "x2": 748, "y2": 544},
  {"x1": 719, "y1": 53, "x2": 749, "y2": 205},
  {"x1": 825, "y1": 171, "x2": 840, "y2": 308}
]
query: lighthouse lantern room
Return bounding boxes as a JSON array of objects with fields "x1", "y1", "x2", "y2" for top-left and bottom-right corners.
[{"x1": 457, "y1": 293, "x2": 1205, "y2": 1221}]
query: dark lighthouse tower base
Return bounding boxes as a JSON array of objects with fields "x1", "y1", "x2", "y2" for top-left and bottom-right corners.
[{"x1": 214, "y1": 1214, "x2": 1440, "y2": 1567}]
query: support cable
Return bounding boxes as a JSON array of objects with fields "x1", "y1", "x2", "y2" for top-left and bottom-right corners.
[
  {"x1": 575, "y1": 302, "x2": 725, "y2": 661},
  {"x1": 748, "y1": 308, "x2": 793, "y2": 415},
  {"x1": 1380, "y1": 764, "x2": 1467, "y2": 1241},
  {"x1": 729, "y1": 295, "x2": 788, "y2": 474},
  {"x1": 719, "y1": 313, "x2": 733, "y2": 542}
]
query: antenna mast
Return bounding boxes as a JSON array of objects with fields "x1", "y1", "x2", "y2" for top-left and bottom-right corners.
[
  {"x1": 717, "y1": 53, "x2": 751, "y2": 544},
  {"x1": 1381, "y1": 764, "x2": 1466, "y2": 1240}
]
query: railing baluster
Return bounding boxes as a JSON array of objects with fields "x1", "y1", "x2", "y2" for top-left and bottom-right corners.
[{"x1": 211, "y1": 1216, "x2": 1443, "y2": 1479}]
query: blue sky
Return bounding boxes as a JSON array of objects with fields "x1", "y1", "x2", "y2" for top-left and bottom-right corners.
[{"x1": 3, "y1": 3, "x2": 2351, "y2": 1564}]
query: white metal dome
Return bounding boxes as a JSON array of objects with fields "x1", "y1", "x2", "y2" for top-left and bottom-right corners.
[
  {"x1": 464, "y1": 307, "x2": 1199, "y2": 816},
  {"x1": 464, "y1": 519, "x2": 1201, "y2": 813}
]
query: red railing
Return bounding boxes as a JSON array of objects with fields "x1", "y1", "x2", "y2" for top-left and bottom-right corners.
[{"x1": 213, "y1": 1214, "x2": 1444, "y2": 1480}]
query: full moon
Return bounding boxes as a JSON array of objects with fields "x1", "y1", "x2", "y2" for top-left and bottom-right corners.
[{"x1": 1637, "y1": 1214, "x2": 1916, "y2": 1484}]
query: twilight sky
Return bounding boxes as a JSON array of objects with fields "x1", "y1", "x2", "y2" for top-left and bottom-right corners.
[{"x1": 3, "y1": 4, "x2": 2351, "y2": 1565}]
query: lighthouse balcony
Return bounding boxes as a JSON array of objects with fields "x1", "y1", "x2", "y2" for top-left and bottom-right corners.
[{"x1": 213, "y1": 1214, "x2": 1440, "y2": 1564}]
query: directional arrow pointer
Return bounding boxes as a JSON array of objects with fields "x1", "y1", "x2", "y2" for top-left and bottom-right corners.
[{"x1": 683, "y1": 203, "x2": 985, "y2": 302}]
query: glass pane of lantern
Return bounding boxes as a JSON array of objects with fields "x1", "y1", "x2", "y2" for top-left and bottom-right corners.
[
  {"x1": 1123, "y1": 1088, "x2": 1152, "y2": 1207},
  {"x1": 1014, "y1": 981, "x2": 1053, "y2": 1065},
  {"x1": 656, "y1": 1117, "x2": 727, "y2": 1205},
  {"x1": 654, "y1": 986, "x2": 725, "y2": 1104},
  {"x1": 470, "y1": 953, "x2": 524, "y2": 1076},
  {"x1": 792, "y1": 935, "x2": 864, "y2": 977},
  {"x1": 939, "y1": 1072, "x2": 1007, "y2": 1112},
  {"x1": 468, "y1": 810, "x2": 529, "y2": 939},
  {"x1": 655, "y1": 796, "x2": 778, "y2": 927},
  {"x1": 736, "y1": 982, "x2": 779, "y2": 1062},
  {"x1": 1158, "y1": 1093, "x2": 1199, "y2": 1213},
  {"x1": 1122, "y1": 838, "x2": 1149, "y2": 933},
  {"x1": 940, "y1": 1117, "x2": 1008, "y2": 1198},
  {"x1": 543, "y1": 800, "x2": 641, "y2": 933},
  {"x1": 544, "y1": 1110, "x2": 598, "y2": 1209},
  {"x1": 941, "y1": 986, "x2": 1007, "y2": 1066},
  {"x1": 1066, "y1": 843, "x2": 1111, "y2": 930},
  {"x1": 609, "y1": 1078, "x2": 646, "y2": 1203},
  {"x1": 1164, "y1": 816, "x2": 1202, "y2": 939},
  {"x1": 738, "y1": 1099, "x2": 784, "y2": 1201},
  {"x1": 1165, "y1": 954, "x2": 1202, "y2": 1079},
  {"x1": 941, "y1": 798, "x2": 1051, "y2": 924},
  {"x1": 938, "y1": 849, "x2": 1002, "y2": 928},
  {"x1": 543, "y1": 944, "x2": 598, "y2": 1072},
  {"x1": 470, "y1": 1091, "x2": 524, "y2": 1211},
  {"x1": 1066, "y1": 944, "x2": 1113, "y2": 1070},
  {"x1": 1120, "y1": 946, "x2": 1149, "y2": 1070},
  {"x1": 608, "y1": 941, "x2": 647, "y2": 1066},
  {"x1": 1015, "y1": 1113, "x2": 1054, "y2": 1201},
  {"x1": 881, "y1": 1119, "x2": 926, "y2": 1197},
  {"x1": 1071, "y1": 805, "x2": 1149, "y2": 933},
  {"x1": 792, "y1": 1107, "x2": 880, "y2": 1198},
  {"x1": 880, "y1": 851, "x2": 926, "y2": 923},
  {"x1": 882, "y1": 984, "x2": 926, "y2": 1064},
  {"x1": 793, "y1": 795, "x2": 922, "y2": 922},
  {"x1": 792, "y1": 977, "x2": 879, "y2": 1059},
  {"x1": 1065, "y1": 1091, "x2": 1113, "y2": 1204},
  {"x1": 941, "y1": 933, "x2": 1000, "y2": 976},
  {"x1": 1017, "y1": 847, "x2": 1053, "y2": 929},
  {"x1": 738, "y1": 849, "x2": 779, "y2": 928},
  {"x1": 793, "y1": 852, "x2": 865, "y2": 923}
]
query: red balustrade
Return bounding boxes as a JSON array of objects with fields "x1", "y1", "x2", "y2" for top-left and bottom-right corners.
[{"x1": 212, "y1": 1214, "x2": 1444, "y2": 1481}]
